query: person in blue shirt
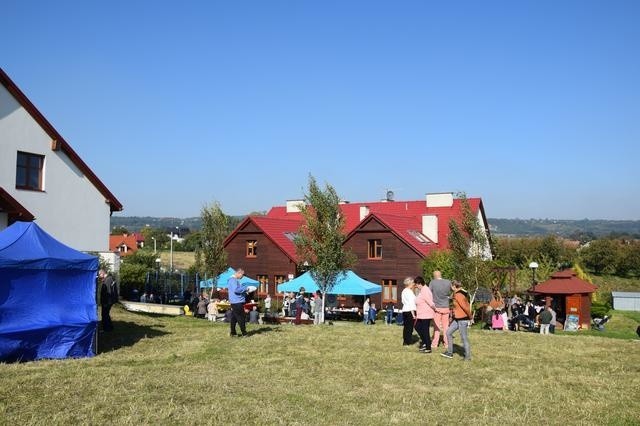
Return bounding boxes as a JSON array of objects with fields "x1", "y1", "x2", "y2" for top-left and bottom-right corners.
[{"x1": 227, "y1": 268, "x2": 249, "y2": 337}]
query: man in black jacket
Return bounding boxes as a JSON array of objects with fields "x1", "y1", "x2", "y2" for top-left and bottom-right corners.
[{"x1": 100, "y1": 270, "x2": 118, "y2": 331}]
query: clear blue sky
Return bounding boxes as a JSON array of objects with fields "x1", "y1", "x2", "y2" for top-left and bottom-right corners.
[{"x1": 2, "y1": 1, "x2": 639, "y2": 219}]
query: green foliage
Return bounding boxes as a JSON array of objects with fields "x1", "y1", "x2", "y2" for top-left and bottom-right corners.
[
  {"x1": 194, "y1": 202, "x2": 228, "y2": 278},
  {"x1": 493, "y1": 236, "x2": 576, "y2": 269},
  {"x1": 119, "y1": 262, "x2": 149, "y2": 295},
  {"x1": 110, "y1": 226, "x2": 130, "y2": 235},
  {"x1": 580, "y1": 239, "x2": 619, "y2": 274},
  {"x1": 421, "y1": 249, "x2": 455, "y2": 280},
  {"x1": 180, "y1": 231, "x2": 202, "y2": 252},
  {"x1": 124, "y1": 250, "x2": 159, "y2": 268},
  {"x1": 140, "y1": 227, "x2": 169, "y2": 250},
  {"x1": 447, "y1": 194, "x2": 493, "y2": 297},
  {"x1": 591, "y1": 301, "x2": 610, "y2": 318},
  {"x1": 294, "y1": 175, "x2": 356, "y2": 295}
]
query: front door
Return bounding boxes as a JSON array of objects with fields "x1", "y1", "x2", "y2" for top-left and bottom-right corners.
[{"x1": 566, "y1": 295, "x2": 582, "y2": 329}]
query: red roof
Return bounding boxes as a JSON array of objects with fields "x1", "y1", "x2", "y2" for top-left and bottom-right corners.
[
  {"x1": 226, "y1": 197, "x2": 487, "y2": 262},
  {"x1": 531, "y1": 270, "x2": 598, "y2": 295},
  {"x1": 0, "y1": 68, "x2": 123, "y2": 212},
  {"x1": 224, "y1": 216, "x2": 303, "y2": 261},
  {"x1": 109, "y1": 234, "x2": 139, "y2": 255}
]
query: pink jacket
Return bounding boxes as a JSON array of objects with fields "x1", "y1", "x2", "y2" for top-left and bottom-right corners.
[{"x1": 416, "y1": 285, "x2": 436, "y2": 319}]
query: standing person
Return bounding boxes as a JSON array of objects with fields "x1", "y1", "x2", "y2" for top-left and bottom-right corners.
[
  {"x1": 401, "y1": 277, "x2": 417, "y2": 346},
  {"x1": 264, "y1": 294, "x2": 272, "y2": 313},
  {"x1": 227, "y1": 268, "x2": 249, "y2": 337},
  {"x1": 283, "y1": 295, "x2": 290, "y2": 317},
  {"x1": 363, "y1": 297, "x2": 371, "y2": 325},
  {"x1": 549, "y1": 305, "x2": 557, "y2": 334},
  {"x1": 99, "y1": 270, "x2": 118, "y2": 332},
  {"x1": 429, "y1": 270, "x2": 452, "y2": 349},
  {"x1": 414, "y1": 276, "x2": 436, "y2": 353},
  {"x1": 313, "y1": 291, "x2": 323, "y2": 325},
  {"x1": 294, "y1": 287, "x2": 306, "y2": 325},
  {"x1": 385, "y1": 302, "x2": 394, "y2": 325},
  {"x1": 441, "y1": 281, "x2": 473, "y2": 361},
  {"x1": 539, "y1": 306, "x2": 553, "y2": 335},
  {"x1": 368, "y1": 303, "x2": 378, "y2": 324}
]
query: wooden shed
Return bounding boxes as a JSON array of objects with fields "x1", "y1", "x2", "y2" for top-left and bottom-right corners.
[{"x1": 530, "y1": 270, "x2": 598, "y2": 330}]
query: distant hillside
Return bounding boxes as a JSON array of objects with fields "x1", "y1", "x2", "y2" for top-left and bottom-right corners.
[
  {"x1": 111, "y1": 216, "x2": 640, "y2": 238},
  {"x1": 489, "y1": 218, "x2": 640, "y2": 238}
]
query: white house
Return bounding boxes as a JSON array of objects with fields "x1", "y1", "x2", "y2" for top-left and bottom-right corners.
[
  {"x1": 0, "y1": 67, "x2": 123, "y2": 252},
  {"x1": 612, "y1": 292, "x2": 640, "y2": 312}
]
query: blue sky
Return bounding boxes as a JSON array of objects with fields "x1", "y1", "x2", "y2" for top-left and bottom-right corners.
[{"x1": 2, "y1": 1, "x2": 639, "y2": 219}]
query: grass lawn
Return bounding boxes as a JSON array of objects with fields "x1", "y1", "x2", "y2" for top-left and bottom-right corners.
[
  {"x1": 158, "y1": 250, "x2": 195, "y2": 271},
  {"x1": 1, "y1": 307, "x2": 639, "y2": 425}
]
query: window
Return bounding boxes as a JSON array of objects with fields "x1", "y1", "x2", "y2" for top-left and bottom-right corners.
[
  {"x1": 246, "y1": 240, "x2": 257, "y2": 257},
  {"x1": 274, "y1": 275, "x2": 286, "y2": 285},
  {"x1": 16, "y1": 151, "x2": 44, "y2": 191},
  {"x1": 257, "y1": 274, "x2": 268, "y2": 294},
  {"x1": 381, "y1": 279, "x2": 397, "y2": 303},
  {"x1": 368, "y1": 239, "x2": 382, "y2": 259}
]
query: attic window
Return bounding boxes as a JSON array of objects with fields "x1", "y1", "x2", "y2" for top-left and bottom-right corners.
[
  {"x1": 16, "y1": 151, "x2": 44, "y2": 191},
  {"x1": 283, "y1": 231, "x2": 298, "y2": 241},
  {"x1": 408, "y1": 230, "x2": 431, "y2": 245},
  {"x1": 246, "y1": 240, "x2": 257, "y2": 257}
]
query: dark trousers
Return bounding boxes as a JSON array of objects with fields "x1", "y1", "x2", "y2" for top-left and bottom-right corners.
[
  {"x1": 230, "y1": 303, "x2": 247, "y2": 336},
  {"x1": 101, "y1": 304, "x2": 113, "y2": 331},
  {"x1": 415, "y1": 318, "x2": 432, "y2": 348},
  {"x1": 402, "y1": 312, "x2": 415, "y2": 345}
]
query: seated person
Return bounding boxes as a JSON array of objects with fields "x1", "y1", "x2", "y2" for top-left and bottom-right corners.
[{"x1": 249, "y1": 306, "x2": 260, "y2": 324}]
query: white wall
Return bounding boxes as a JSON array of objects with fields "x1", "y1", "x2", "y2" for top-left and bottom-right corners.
[{"x1": 0, "y1": 84, "x2": 111, "y2": 251}]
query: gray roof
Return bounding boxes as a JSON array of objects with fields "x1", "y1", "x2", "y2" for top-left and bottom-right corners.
[{"x1": 611, "y1": 292, "x2": 640, "y2": 298}]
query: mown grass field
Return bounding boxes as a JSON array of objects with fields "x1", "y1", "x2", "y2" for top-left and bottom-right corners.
[
  {"x1": 1, "y1": 306, "x2": 639, "y2": 425},
  {"x1": 158, "y1": 250, "x2": 195, "y2": 271}
]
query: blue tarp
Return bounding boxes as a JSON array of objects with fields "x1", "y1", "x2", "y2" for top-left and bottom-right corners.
[
  {"x1": 0, "y1": 221, "x2": 98, "y2": 362},
  {"x1": 277, "y1": 271, "x2": 382, "y2": 295},
  {"x1": 199, "y1": 267, "x2": 259, "y2": 289}
]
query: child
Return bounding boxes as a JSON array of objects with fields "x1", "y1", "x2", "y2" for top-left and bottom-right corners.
[
  {"x1": 368, "y1": 303, "x2": 377, "y2": 325},
  {"x1": 492, "y1": 309, "x2": 504, "y2": 330}
]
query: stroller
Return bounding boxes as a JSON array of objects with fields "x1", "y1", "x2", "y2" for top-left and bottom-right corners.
[{"x1": 591, "y1": 315, "x2": 610, "y2": 331}]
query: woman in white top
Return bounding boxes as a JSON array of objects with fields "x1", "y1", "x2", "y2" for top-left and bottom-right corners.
[{"x1": 401, "y1": 277, "x2": 417, "y2": 346}]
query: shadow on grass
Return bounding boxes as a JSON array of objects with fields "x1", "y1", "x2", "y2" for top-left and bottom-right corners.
[
  {"x1": 98, "y1": 321, "x2": 169, "y2": 354},
  {"x1": 246, "y1": 326, "x2": 282, "y2": 337}
]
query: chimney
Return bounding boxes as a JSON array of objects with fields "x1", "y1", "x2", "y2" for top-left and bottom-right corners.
[
  {"x1": 422, "y1": 215, "x2": 438, "y2": 244},
  {"x1": 286, "y1": 200, "x2": 304, "y2": 213},
  {"x1": 426, "y1": 192, "x2": 454, "y2": 207},
  {"x1": 359, "y1": 205, "x2": 370, "y2": 221}
]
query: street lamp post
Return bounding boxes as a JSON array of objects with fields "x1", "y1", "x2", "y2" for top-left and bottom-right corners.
[
  {"x1": 155, "y1": 258, "x2": 161, "y2": 291},
  {"x1": 529, "y1": 261, "x2": 539, "y2": 289},
  {"x1": 151, "y1": 236, "x2": 157, "y2": 254}
]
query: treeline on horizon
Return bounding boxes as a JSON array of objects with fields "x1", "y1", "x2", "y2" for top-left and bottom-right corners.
[{"x1": 111, "y1": 216, "x2": 640, "y2": 239}]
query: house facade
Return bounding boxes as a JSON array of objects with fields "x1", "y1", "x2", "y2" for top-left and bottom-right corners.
[
  {"x1": 224, "y1": 193, "x2": 491, "y2": 308},
  {"x1": 0, "y1": 68, "x2": 122, "y2": 252}
]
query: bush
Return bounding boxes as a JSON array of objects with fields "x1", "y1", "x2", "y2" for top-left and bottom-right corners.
[{"x1": 591, "y1": 300, "x2": 610, "y2": 318}]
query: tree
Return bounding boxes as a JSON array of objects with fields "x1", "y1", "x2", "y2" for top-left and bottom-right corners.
[
  {"x1": 140, "y1": 227, "x2": 169, "y2": 251},
  {"x1": 111, "y1": 226, "x2": 130, "y2": 235},
  {"x1": 447, "y1": 194, "x2": 493, "y2": 308},
  {"x1": 195, "y1": 202, "x2": 228, "y2": 280},
  {"x1": 580, "y1": 239, "x2": 618, "y2": 274},
  {"x1": 422, "y1": 249, "x2": 455, "y2": 280},
  {"x1": 294, "y1": 175, "x2": 356, "y2": 323}
]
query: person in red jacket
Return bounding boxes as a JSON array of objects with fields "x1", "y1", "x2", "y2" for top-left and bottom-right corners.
[{"x1": 441, "y1": 281, "x2": 473, "y2": 361}]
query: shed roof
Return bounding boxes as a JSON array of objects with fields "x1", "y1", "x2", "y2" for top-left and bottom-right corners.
[
  {"x1": 611, "y1": 292, "x2": 640, "y2": 298},
  {"x1": 530, "y1": 269, "x2": 598, "y2": 295}
]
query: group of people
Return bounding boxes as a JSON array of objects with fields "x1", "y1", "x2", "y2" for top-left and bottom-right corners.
[
  {"x1": 399, "y1": 271, "x2": 473, "y2": 361},
  {"x1": 487, "y1": 296, "x2": 557, "y2": 334},
  {"x1": 282, "y1": 288, "x2": 324, "y2": 325}
]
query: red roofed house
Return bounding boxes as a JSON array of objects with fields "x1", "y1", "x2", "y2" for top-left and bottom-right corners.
[
  {"x1": 109, "y1": 234, "x2": 140, "y2": 257},
  {"x1": 224, "y1": 193, "x2": 491, "y2": 308},
  {"x1": 531, "y1": 269, "x2": 597, "y2": 330}
]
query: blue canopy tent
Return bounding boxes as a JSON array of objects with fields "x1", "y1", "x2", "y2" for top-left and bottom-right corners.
[
  {"x1": 0, "y1": 222, "x2": 98, "y2": 362},
  {"x1": 199, "y1": 267, "x2": 259, "y2": 289},
  {"x1": 277, "y1": 271, "x2": 382, "y2": 295}
]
